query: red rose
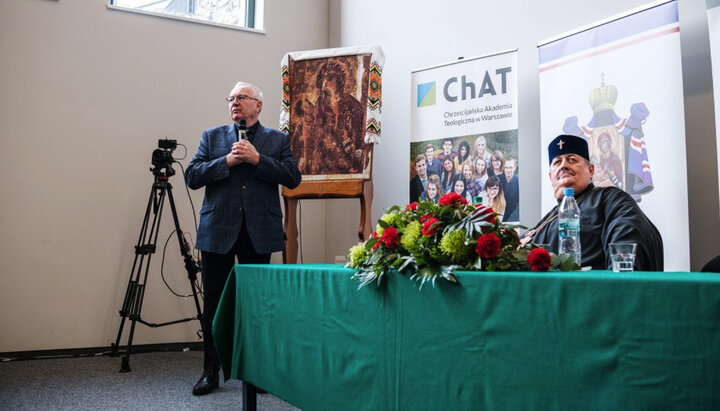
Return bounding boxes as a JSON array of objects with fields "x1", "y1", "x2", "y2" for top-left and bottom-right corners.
[
  {"x1": 475, "y1": 233, "x2": 501, "y2": 259},
  {"x1": 439, "y1": 192, "x2": 467, "y2": 207},
  {"x1": 419, "y1": 213, "x2": 434, "y2": 224},
  {"x1": 381, "y1": 226, "x2": 401, "y2": 249},
  {"x1": 473, "y1": 203, "x2": 498, "y2": 223},
  {"x1": 406, "y1": 202, "x2": 418, "y2": 212},
  {"x1": 528, "y1": 248, "x2": 552, "y2": 272},
  {"x1": 371, "y1": 231, "x2": 380, "y2": 251},
  {"x1": 421, "y1": 217, "x2": 440, "y2": 237}
]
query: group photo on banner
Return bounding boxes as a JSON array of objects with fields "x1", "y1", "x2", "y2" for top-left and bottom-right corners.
[
  {"x1": 409, "y1": 50, "x2": 520, "y2": 222},
  {"x1": 538, "y1": 0, "x2": 689, "y2": 271}
]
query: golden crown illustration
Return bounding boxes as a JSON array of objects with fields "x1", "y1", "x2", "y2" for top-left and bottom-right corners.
[{"x1": 589, "y1": 74, "x2": 617, "y2": 113}]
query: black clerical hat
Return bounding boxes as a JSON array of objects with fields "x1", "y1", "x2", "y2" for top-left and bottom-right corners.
[{"x1": 548, "y1": 134, "x2": 589, "y2": 165}]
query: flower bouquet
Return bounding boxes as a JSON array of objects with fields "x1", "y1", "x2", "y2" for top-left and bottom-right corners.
[{"x1": 347, "y1": 193, "x2": 580, "y2": 288}]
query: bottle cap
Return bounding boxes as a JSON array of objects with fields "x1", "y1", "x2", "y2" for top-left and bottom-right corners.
[{"x1": 563, "y1": 187, "x2": 574, "y2": 197}]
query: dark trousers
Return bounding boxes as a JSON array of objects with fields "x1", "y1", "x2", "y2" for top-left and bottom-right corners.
[{"x1": 200, "y1": 222, "x2": 270, "y2": 372}]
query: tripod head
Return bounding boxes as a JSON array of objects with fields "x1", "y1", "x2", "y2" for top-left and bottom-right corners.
[{"x1": 151, "y1": 139, "x2": 177, "y2": 178}]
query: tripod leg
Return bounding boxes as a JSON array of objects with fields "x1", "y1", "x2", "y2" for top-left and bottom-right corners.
[
  {"x1": 114, "y1": 181, "x2": 167, "y2": 372},
  {"x1": 112, "y1": 185, "x2": 156, "y2": 357}
]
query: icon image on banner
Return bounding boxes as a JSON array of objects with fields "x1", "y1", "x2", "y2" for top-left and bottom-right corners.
[
  {"x1": 559, "y1": 74, "x2": 654, "y2": 202},
  {"x1": 417, "y1": 81, "x2": 436, "y2": 107}
]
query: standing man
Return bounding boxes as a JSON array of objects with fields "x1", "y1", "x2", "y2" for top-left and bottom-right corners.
[
  {"x1": 425, "y1": 143, "x2": 442, "y2": 177},
  {"x1": 409, "y1": 154, "x2": 428, "y2": 203},
  {"x1": 436, "y1": 138, "x2": 457, "y2": 164},
  {"x1": 501, "y1": 156, "x2": 519, "y2": 221},
  {"x1": 185, "y1": 82, "x2": 301, "y2": 395},
  {"x1": 522, "y1": 134, "x2": 663, "y2": 270}
]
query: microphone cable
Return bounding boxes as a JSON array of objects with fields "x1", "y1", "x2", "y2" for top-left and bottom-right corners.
[{"x1": 173, "y1": 158, "x2": 203, "y2": 300}]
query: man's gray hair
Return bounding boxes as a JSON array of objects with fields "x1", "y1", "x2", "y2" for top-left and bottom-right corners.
[{"x1": 232, "y1": 82, "x2": 264, "y2": 102}]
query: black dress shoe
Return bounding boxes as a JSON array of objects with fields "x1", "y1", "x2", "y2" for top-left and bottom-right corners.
[{"x1": 192, "y1": 370, "x2": 219, "y2": 396}]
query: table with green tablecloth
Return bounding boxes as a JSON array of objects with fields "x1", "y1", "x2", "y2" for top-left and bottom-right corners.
[{"x1": 212, "y1": 264, "x2": 720, "y2": 410}]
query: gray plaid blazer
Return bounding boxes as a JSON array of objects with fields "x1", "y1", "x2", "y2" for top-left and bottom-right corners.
[{"x1": 185, "y1": 122, "x2": 301, "y2": 254}]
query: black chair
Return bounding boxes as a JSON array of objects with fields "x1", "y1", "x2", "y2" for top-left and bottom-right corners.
[{"x1": 701, "y1": 254, "x2": 720, "y2": 272}]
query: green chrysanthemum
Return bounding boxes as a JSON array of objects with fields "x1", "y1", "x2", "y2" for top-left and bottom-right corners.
[
  {"x1": 377, "y1": 212, "x2": 399, "y2": 236},
  {"x1": 381, "y1": 212, "x2": 398, "y2": 226},
  {"x1": 380, "y1": 212, "x2": 397, "y2": 225},
  {"x1": 375, "y1": 223, "x2": 385, "y2": 237},
  {"x1": 400, "y1": 220, "x2": 421, "y2": 251},
  {"x1": 347, "y1": 244, "x2": 366, "y2": 267},
  {"x1": 439, "y1": 229, "x2": 474, "y2": 264}
]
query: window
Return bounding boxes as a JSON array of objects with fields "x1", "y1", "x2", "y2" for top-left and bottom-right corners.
[{"x1": 109, "y1": 0, "x2": 262, "y2": 31}]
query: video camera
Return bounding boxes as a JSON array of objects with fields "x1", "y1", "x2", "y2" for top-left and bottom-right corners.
[{"x1": 151, "y1": 138, "x2": 177, "y2": 177}]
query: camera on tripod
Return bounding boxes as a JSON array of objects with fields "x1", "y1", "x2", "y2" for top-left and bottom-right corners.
[
  {"x1": 151, "y1": 139, "x2": 177, "y2": 177},
  {"x1": 113, "y1": 136, "x2": 203, "y2": 372}
]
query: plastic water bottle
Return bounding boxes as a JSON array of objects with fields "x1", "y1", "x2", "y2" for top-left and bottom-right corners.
[{"x1": 558, "y1": 187, "x2": 581, "y2": 266}]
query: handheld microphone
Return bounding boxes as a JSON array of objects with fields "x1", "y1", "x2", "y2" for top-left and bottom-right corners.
[{"x1": 238, "y1": 119, "x2": 247, "y2": 142}]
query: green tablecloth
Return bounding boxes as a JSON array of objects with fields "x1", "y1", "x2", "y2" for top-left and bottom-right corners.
[{"x1": 213, "y1": 264, "x2": 720, "y2": 410}]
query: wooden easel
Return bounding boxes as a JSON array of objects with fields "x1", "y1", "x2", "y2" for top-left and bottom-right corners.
[{"x1": 282, "y1": 179, "x2": 373, "y2": 264}]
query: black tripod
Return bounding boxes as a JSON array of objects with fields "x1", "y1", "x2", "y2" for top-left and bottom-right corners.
[{"x1": 111, "y1": 152, "x2": 202, "y2": 373}]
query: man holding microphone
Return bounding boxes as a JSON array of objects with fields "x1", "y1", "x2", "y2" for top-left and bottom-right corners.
[{"x1": 185, "y1": 81, "x2": 301, "y2": 395}]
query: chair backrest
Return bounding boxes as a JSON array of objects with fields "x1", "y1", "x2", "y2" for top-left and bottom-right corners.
[{"x1": 701, "y1": 254, "x2": 720, "y2": 272}]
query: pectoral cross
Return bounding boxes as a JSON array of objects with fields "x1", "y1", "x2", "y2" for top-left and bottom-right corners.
[{"x1": 557, "y1": 139, "x2": 565, "y2": 150}]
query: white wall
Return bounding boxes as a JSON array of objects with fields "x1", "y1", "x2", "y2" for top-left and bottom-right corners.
[
  {"x1": 327, "y1": 0, "x2": 719, "y2": 270},
  {"x1": 0, "y1": 0, "x2": 328, "y2": 352}
]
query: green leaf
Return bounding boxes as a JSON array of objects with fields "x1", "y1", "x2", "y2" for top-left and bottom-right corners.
[
  {"x1": 378, "y1": 219, "x2": 390, "y2": 229},
  {"x1": 438, "y1": 205, "x2": 455, "y2": 219},
  {"x1": 365, "y1": 237, "x2": 379, "y2": 251},
  {"x1": 512, "y1": 249, "x2": 528, "y2": 260},
  {"x1": 418, "y1": 267, "x2": 432, "y2": 278},
  {"x1": 496, "y1": 261, "x2": 511, "y2": 270},
  {"x1": 398, "y1": 255, "x2": 416, "y2": 272},
  {"x1": 550, "y1": 253, "x2": 561, "y2": 266},
  {"x1": 558, "y1": 254, "x2": 579, "y2": 271},
  {"x1": 383, "y1": 253, "x2": 399, "y2": 265}
]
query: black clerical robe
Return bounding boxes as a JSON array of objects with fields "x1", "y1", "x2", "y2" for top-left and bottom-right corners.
[{"x1": 530, "y1": 183, "x2": 663, "y2": 271}]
